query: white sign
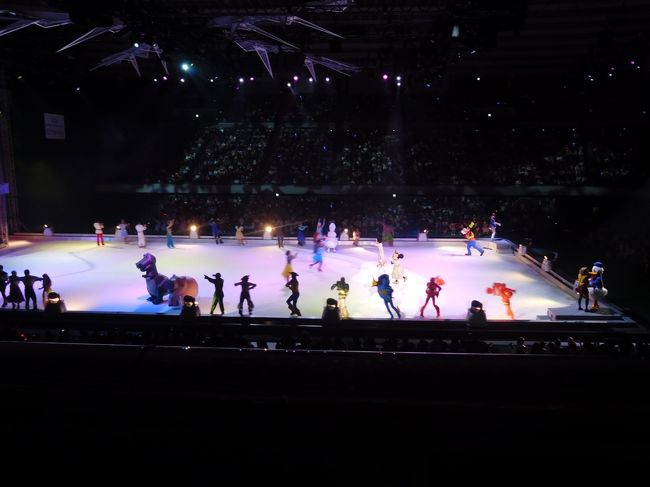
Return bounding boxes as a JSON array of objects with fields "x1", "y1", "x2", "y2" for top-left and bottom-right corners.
[{"x1": 44, "y1": 113, "x2": 65, "y2": 140}]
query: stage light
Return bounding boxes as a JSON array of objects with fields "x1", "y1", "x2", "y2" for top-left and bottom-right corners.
[
  {"x1": 344, "y1": 228, "x2": 348, "y2": 233},
  {"x1": 476, "y1": 76, "x2": 481, "y2": 81},
  {"x1": 424, "y1": 229, "x2": 428, "y2": 233},
  {"x1": 239, "y1": 77, "x2": 244, "y2": 83},
  {"x1": 382, "y1": 74, "x2": 388, "y2": 80},
  {"x1": 180, "y1": 78, "x2": 185, "y2": 83},
  {"x1": 210, "y1": 78, "x2": 214, "y2": 82},
  {"x1": 451, "y1": 24, "x2": 460, "y2": 38},
  {"x1": 162, "y1": 76, "x2": 168, "y2": 81},
  {"x1": 286, "y1": 82, "x2": 291, "y2": 87},
  {"x1": 293, "y1": 75, "x2": 299, "y2": 81},
  {"x1": 43, "y1": 225, "x2": 53, "y2": 237},
  {"x1": 181, "y1": 63, "x2": 190, "y2": 72},
  {"x1": 308, "y1": 77, "x2": 313, "y2": 83},
  {"x1": 487, "y1": 113, "x2": 492, "y2": 117},
  {"x1": 396, "y1": 75, "x2": 401, "y2": 81},
  {"x1": 76, "y1": 87, "x2": 80, "y2": 91},
  {"x1": 265, "y1": 225, "x2": 272, "y2": 233},
  {"x1": 249, "y1": 76, "x2": 254, "y2": 81},
  {"x1": 392, "y1": 193, "x2": 396, "y2": 198},
  {"x1": 154, "y1": 78, "x2": 158, "y2": 82},
  {"x1": 396, "y1": 82, "x2": 401, "y2": 87},
  {"x1": 325, "y1": 77, "x2": 330, "y2": 82},
  {"x1": 195, "y1": 114, "x2": 199, "y2": 118},
  {"x1": 275, "y1": 193, "x2": 279, "y2": 197},
  {"x1": 630, "y1": 60, "x2": 636, "y2": 65},
  {"x1": 134, "y1": 42, "x2": 139, "y2": 48},
  {"x1": 189, "y1": 225, "x2": 198, "y2": 239},
  {"x1": 190, "y1": 225, "x2": 197, "y2": 232}
]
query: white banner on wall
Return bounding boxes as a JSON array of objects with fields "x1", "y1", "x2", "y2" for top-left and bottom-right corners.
[{"x1": 44, "y1": 113, "x2": 65, "y2": 140}]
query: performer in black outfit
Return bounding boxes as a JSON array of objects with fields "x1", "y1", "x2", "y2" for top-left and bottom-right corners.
[
  {"x1": 204, "y1": 272, "x2": 225, "y2": 315},
  {"x1": 0, "y1": 264, "x2": 8, "y2": 308},
  {"x1": 234, "y1": 275, "x2": 257, "y2": 316},
  {"x1": 21, "y1": 269, "x2": 43, "y2": 310},
  {"x1": 285, "y1": 272, "x2": 301, "y2": 316}
]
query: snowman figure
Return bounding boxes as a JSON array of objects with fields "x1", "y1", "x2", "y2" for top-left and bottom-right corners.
[{"x1": 325, "y1": 221, "x2": 338, "y2": 252}]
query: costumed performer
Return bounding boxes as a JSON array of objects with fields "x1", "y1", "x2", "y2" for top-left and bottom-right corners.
[
  {"x1": 285, "y1": 272, "x2": 301, "y2": 316},
  {"x1": 372, "y1": 274, "x2": 401, "y2": 319},
  {"x1": 588, "y1": 261, "x2": 607, "y2": 312},
  {"x1": 234, "y1": 275, "x2": 257, "y2": 316},
  {"x1": 281, "y1": 250, "x2": 298, "y2": 282},
  {"x1": 420, "y1": 276, "x2": 444, "y2": 318},
  {"x1": 204, "y1": 272, "x2": 225, "y2": 315},
  {"x1": 331, "y1": 277, "x2": 350, "y2": 319}
]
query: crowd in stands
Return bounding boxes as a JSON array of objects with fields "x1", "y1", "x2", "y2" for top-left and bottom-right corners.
[{"x1": 156, "y1": 94, "x2": 645, "y2": 187}]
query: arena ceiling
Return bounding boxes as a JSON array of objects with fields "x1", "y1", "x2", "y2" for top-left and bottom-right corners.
[{"x1": 0, "y1": 0, "x2": 648, "y2": 85}]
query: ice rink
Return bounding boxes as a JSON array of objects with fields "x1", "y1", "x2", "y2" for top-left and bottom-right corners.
[{"x1": 0, "y1": 236, "x2": 577, "y2": 321}]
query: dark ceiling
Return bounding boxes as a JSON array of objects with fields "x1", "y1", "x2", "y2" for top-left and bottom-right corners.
[{"x1": 1, "y1": 0, "x2": 648, "y2": 85}]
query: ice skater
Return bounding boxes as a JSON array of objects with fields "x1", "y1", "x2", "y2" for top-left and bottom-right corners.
[
  {"x1": 234, "y1": 275, "x2": 256, "y2": 315},
  {"x1": 487, "y1": 282, "x2": 516, "y2": 319},
  {"x1": 588, "y1": 261, "x2": 607, "y2": 312},
  {"x1": 390, "y1": 251, "x2": 406, "y2": 283},
  {"x1": 40, "y1": 273, "x2": 53, "y2": 308},
  {"x1": 209, "y1": 218, "x2": 223, "y2": 244},
  {"x1": 7, "y1": 271, "x2": 24, "y2": 309},
  {"x1": 461, "y1": 224, "x2": 484, "y2": 256},
  {"x1": 297, "y1": 223, "x2": 307, "y2": 247},
  {"x1": 489, "y1": 212, "x2": 502, "y2": 240},
  {"x1": 93, "y1": 221, "x2": 105, "y2": 246},
  {"x1": 0, "y1": 264, "x2": 8, "y2": 307},
  {"x1": 166, "y1": 219, "x2": 176, "y2": 248},
  {"x1": 21, "y1": 269, "x2": 43, "y2": 310},
  {"x1": 310, "y1": 241, "x2": 324, "y2": 271},
  {"x1": 331, "y1": 277, "x2": 350, "y2": 319},
  {"x1": 235, "y1": 222, "x2": 247, "y2": 246},
  {"x1": 204, "y1": 272, "x2": 225, "y2": 315},
  {"x1": 575, "y1": 266, "x2": 590, "y2": 311},
  {"x1": 281, "y1": 250, "x2": 298, "y2": 282},
  {"x1": 135, "y1": 222, "x2": 147, "y2": 248},
  {"x1": 420, "y1": 276, "x2": 444, "y2": 318},
  {"x1": 375, "y1": 235, "x2": 386, "y2": 267},
  {"x1": 275, "y1": 223, "x2": 285, "y2": 249},
  {"x1": 372, "y1": 274, "x2": 401, "y2": 319},
  {"x1": 285, "y1": 272, "x2": 301, "y2": 316},
  {"x1": 118, "y1": 219, "x2": 130, "y2": 243}
]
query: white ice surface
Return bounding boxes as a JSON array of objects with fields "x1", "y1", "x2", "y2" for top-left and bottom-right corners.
[{"x1": 0, "y1": 237, "x2": 576, "y2": 320}]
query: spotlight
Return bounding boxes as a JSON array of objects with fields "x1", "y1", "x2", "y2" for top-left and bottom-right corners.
[
  {"x1": 190, "y1": 225, "x2": 197, "y2": 232},
  {"x1": 308, "y1": 77, "x2": 313, "y2": 83},
  {"x1": 162, "y1": 76, "x2": 168, "y2": 81},
  {"x1": 134, "y1": 42, "x2": 139, "y2": 48},
  {"x1": 154, "y1": 78, "x2": 158, "y2": 82},
  {"x1": 249, "y1": 76, "x2": 254, "y2": 81},
  {"x1": 476, "y1": 76, "x2": 481, "y2": 81},
  {"x1": 239, "y1": 77, "x2": 245, "y2": 83},
  {"x1": 293, "y1": 75, "x2": 299, "y2": 81},
  {"x1": 180, "y1": 78, "x2": 185, "y2": 83},
  {"x1": 210, "y1": 78, "x2": 214, "y2": 82},
  {"x1": 325, "y1": 77, "x2": 330, "y2": 82},
  {"x1": 195, "y1": 114, "x2": 199, "y2": 118},
  {"x1": 382, "y1": 74, "x2": 388, "y2": 80},
  {"x1": 275, "y1": 193, "x2": 279, "y2": 197},
  {"x1": 76, "y1": 87, "x2": 80, "y2": 91},
  {"x1": 181, "y1": 63, "x2": 190, "y2": 72},
  {"x1": 286, "y1": 82, "x2": 291, "y2": 87},
  {"x1": 265, "y1": 225, "x2": 272, "y2": 233},
  {"x1": 487, "y1": 113, "x2": 492, "y2": 117},
  {"x1": 396, "y1": 82, "x2": 401, "y2": 87},
  {"x1": 392, "y1": 193, "x2": 396, "y2": 198},
  {"x1": 396, "y1": 75, "x2": 401, "y2": 81}
]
